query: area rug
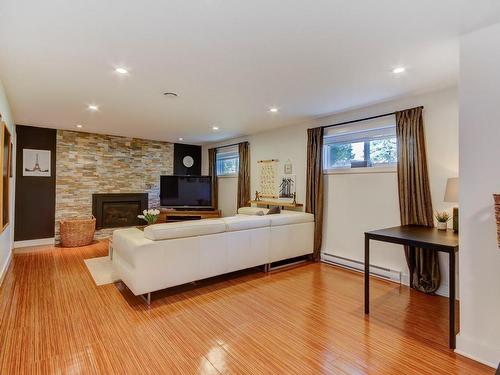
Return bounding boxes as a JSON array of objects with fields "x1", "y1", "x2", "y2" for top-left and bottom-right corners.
[{"x1": 84, "y1": 256, "x2": 120, "y2": 286}]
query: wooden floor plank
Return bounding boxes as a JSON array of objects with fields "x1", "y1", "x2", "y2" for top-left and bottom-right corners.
[{"x1": 0, "y1": 241, "x2": 493, "y2": 374}]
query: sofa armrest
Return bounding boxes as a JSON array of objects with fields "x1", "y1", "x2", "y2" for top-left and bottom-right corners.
[{"x1": 112, "y1": 228, "x2": 155, "y2": 268}]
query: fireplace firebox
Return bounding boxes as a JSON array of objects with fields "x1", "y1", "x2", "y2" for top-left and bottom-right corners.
[{"x1": 92, "y1": 193, "x2": 148, "y2": 229}]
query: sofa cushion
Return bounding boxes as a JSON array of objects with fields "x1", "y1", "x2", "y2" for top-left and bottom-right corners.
[
  {"x1": 237, "y1": 206, "x2": 269, "y2": 215},
  {"x1": 223, "y1": 215, "x2": 271, "y2": 232},
  {"x1": 144, "y1": 219, "x2": 226, "y2": 241},
  {"x1": 268, "y1": 212, "x2": 315, "y2": 226}
]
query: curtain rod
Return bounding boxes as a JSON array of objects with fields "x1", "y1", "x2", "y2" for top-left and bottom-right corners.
[
  {"x1": 215, "y1": 141, "x2": 247, "y2": 150},
  {"x1": 319, "y1": 105, "x2": 423, "y2": 130}
]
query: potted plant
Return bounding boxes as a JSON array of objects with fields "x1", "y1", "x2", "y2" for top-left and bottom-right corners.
[
  {"x1": 138, "y1": 209, "x2": 160, "y2": 226},
  {"x1": 435, "y1": 211, "x2": 451, "y2": 230}
]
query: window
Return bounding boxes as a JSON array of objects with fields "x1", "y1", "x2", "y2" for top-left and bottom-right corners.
[
  {"x1": 323, "y1": 116, "x2": 397, "y2": 171},
  {"x1": 216, "y1": 147, "x2": 239, "y2": 176}
]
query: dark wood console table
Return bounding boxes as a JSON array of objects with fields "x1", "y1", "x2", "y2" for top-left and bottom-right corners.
[
  {"x1": 364, "y1": 225, "x2": 459, "y2": 349},
  {"x1": 159, "y1": 208, "x2": 221, "y2": 223},
  {"x1": 249, "y1": 200, "x2": 303, "y2": 210}
]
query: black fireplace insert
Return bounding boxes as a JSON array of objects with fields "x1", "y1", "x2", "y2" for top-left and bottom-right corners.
[{"x1": 92, "y1": 193, "x2": 148, "y2": 229}]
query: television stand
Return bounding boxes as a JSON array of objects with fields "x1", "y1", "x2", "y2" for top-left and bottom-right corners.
[
  {"x1": 159, "y1": 208, "x2": 222, "y2": 223},
  {"x1": 170, "y1": 207, "x2": 214, "y2": 211}
]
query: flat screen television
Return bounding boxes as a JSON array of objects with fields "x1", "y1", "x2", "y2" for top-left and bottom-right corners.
[{"x1": 160, "y1": 175, "x2": 212, "y2": 208}]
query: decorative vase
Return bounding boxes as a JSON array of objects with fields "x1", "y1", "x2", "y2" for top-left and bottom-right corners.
[
  {"x1": 452, "y1": 207, "x2": 459, "y2": 233},
  {"x1": 138, "y1": 209, "x2": 160, "y2": 227},
  {"x1": 437, "y1": 221, "x2": 448, "y2": 231}
]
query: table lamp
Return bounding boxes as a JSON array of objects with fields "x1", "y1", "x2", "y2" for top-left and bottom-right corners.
[{"x1": 444, "y1": 177, "x2": 459, "y2": 232}]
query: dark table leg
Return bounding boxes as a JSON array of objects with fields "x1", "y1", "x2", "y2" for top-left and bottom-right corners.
[
  {"x1": 449, "y1": 250, "x2": 456, "y2": 349},
  {"x1": 409, "y1": 246, "x2": 416, "y2": 288},
  {"x1": 365, "y1": 234, "x2": 370, "y2": 314}
]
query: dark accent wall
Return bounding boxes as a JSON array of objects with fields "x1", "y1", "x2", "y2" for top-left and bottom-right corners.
[
  {"x1": 15, "y1": 125, "x2": 57, "y2": 241},
  {"x1": 173, "y1": 143, "x2": 201, "y2": 175}
]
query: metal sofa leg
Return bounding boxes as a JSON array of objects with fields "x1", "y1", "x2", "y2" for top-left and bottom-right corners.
[{"x1": 140, "y1": 292, "x2": 151, "y2": 305}]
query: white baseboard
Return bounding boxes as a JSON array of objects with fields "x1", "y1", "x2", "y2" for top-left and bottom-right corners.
[
  {"x1": 14, "y1": 237, "x2": 55, "y2": 250},
  {"x1": 321, "y1": 251, "x2": 451, "y2": 298},
  {"x1": 322, "y1": 252, "x2": 402, "y2": 283},
  {"x1": 0, "y1": 250, "x2": 13, "y2": 287},
  {"x1": 455, "y1": 333, "x2": 499, "y2": 369}
]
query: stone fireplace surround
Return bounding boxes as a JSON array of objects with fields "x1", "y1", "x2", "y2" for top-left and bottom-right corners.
[{"x1": 55, "y1": 130, "x2": 174, "y2": 241}]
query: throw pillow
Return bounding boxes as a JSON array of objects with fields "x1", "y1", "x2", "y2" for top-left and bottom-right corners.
[{"x1": 266, "y1": 206, "x2": 281, "y2": 215}]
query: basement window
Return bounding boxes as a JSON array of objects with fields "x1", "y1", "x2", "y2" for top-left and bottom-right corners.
[
  {"x1": 323, "y1": 115, "x2": 397, "y2": 173},
  {"x1": 216, "y1": 147, "x2": 239, "y2": 177}
]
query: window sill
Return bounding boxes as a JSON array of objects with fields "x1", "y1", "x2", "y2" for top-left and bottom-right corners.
[
  {"x1": 217, "y1": 174, "x2": 238, "y2": 179},
  {"x1": 324, "y1": 166, "x2": 396, "y2": 175}
]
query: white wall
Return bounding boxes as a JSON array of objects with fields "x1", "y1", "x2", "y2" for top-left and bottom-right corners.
[
  {"x1": 218, "y1": 176, "x2": 238, "y2": 217},
  {"x1": 320, "y1": 87, "x2": 459, "y2": 296},
  {"x1": 457, "y1": 22, "x2": 500, "y2": 368},
  {"x1": 0, "y1": 79, "x2": 15, "y2": 283},
  {"x1": 202, "y1": 124, "x2": 311, "y2": 214},
  {"x1": 203, "y1": 86, "x2": 459, "y2": 298}
]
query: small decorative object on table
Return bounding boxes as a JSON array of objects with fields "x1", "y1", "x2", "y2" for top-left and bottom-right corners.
[
  {"x1": 444, "y1": 177, "x2": 459, "y2": 232},
  {"x1": 279, "y1": 174, "x2": 296, "y2": 198},
  {"x1": 255, "y1": 191, "x2": 261, "y2": 201},
  {"x1": 435, "y1": 211, "x2": 451, "y2": 230},
  {"x1": 494, "y1": 194, "x2": 500, "y2": 248},
  {"x1": 138, "y1": 209, "x2": 160, "y2": 226}
]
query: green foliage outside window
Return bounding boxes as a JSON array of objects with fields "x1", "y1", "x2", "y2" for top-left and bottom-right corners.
[
  {"x1": 369, "y1": 138, "x2": 397, "y2": 164},
  {"x1": 326, "y1": 136, "x2": 397, "y2": 169},
  {"x1": 329, "y1": 143, "x2": 354, "y2": 166},
  {"x1": 217, "y1": 156, "x2": 239, "y2": 175}
]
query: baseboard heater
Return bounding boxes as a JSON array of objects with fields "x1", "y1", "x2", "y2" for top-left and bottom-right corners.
[{"x1": 321, "y1": 253, "x2": 402, "y2": 284}]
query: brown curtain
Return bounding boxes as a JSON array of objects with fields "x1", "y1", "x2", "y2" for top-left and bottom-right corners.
[
  {"x1": 305, "y1": 127, "x2": 324, "y2": 262},
  {"x1": 396, "y1": 107, "x2": 440, "y2": 294},
  {"x1": 208, "y1": 148, "x2": 218, "y2": 209},
  {"x1": 237, "y1": 142, "x2": 250, "y2": 208}
]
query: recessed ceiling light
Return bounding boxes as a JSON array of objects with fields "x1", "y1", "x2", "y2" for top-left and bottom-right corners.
[
  {"x1": 115, "y1": 67, "x2": 128, "y2": 74},
  {"x1": 392, "y1": 67, "x2": 406, "y2": 74},
  {"x1": 212, "y1": 126, "x2": 220, "y2": 131},
  {"x1": 76, "y1": 124, "x2": 83, "y2": 129},
  {"x1": 269, "y1": 107, "x2": 279, "y2": 113},
  {"x1": 178, "y1": 137, "x2": 184, "y2": 141},
  {"x1": 88, "y1": 104, "x2": 99, "y2": 111}
]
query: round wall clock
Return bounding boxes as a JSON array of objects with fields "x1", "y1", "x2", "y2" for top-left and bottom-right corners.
[{"x1": 182, "y1": 155, "x2": 194, "y2": 168}]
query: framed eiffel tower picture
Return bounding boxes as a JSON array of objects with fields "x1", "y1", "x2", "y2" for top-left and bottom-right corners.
[{"x1": 23, "y1": 149, "x2": 51, "y2": 177}]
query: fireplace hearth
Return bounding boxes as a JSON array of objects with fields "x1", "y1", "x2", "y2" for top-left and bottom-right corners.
[{"x1": 92, "y1": 193, "x2": 148, "y2": 229}]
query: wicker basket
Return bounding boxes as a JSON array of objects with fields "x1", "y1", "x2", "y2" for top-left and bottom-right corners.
[
  {"x1": 60, "y1": 216, "x2": 96, "y2": 247},
  {"x1": 495, "y1": 194, "x2": 500, "y2": 248}
]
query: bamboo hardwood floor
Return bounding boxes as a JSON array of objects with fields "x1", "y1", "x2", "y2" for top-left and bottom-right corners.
[{"x1": 0, "y1": 241, "x2": 493, "y2": 374}]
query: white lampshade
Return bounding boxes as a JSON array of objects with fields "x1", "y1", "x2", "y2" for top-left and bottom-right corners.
[{"x1": 444, "y1": 177, "x2": 459, "y2": 203}]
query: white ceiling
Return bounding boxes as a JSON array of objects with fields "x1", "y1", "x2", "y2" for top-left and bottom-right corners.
[{"x1": 1, "y1": 1, "x2": 500, "y2": 144}]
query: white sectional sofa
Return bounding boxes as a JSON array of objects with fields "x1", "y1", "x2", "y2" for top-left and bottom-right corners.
[{"x1": 112, "y1": 208, "x2": 314, "y2": 301}]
